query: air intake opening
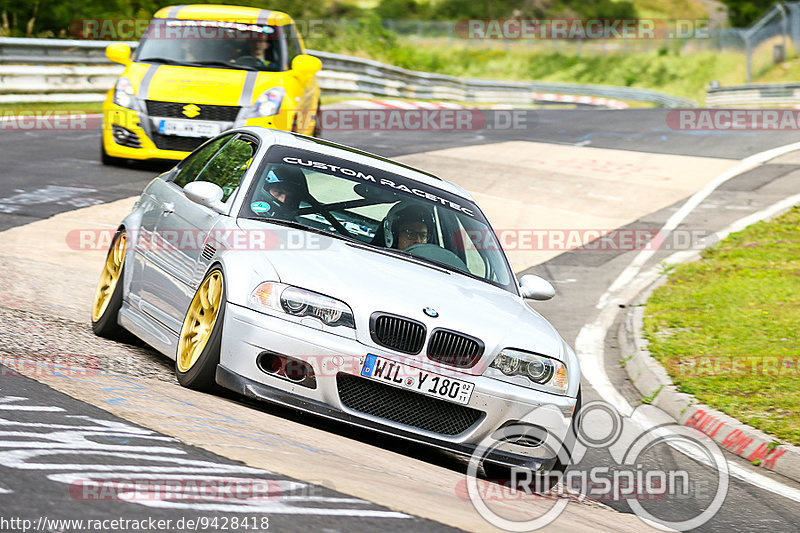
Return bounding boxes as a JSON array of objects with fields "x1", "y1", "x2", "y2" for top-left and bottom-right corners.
[
  {"x1": 337, "y1": 373, "x2": 483, "y2": 435},
  {"x1": 491, "y1": 422, "x2": 546, "y2": 448},
  {"x1": 256, "y1": 352, "x2": 316, "y2": 389}
]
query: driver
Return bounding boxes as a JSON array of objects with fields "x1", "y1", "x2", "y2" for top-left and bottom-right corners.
[
  {"x1": 241, "y1": 35, "x2": 275, "y2": 67},
  {"x1": 252, "y1": 165, "x2": 308, "y2": 219},
  {"x1": 384, "y1": 203, "x2": 434, "y2": 250}
]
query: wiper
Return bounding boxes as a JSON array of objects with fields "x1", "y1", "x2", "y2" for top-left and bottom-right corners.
[
  {"x1": 139, "y1": 57, "x2": 195, "y2": 67},
  {"x1": 192, "y1": 60, "x2": 260, "y2": 72}
]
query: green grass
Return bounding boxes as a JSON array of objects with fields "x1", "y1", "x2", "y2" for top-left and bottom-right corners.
[
  {"x1": 643, "y1": 205, "x2": 800, "y2": 445},
  {"x1": 382, "y1": 43, "x2": 745, "y2": 103},
  {"x1": 311, "y1": 19, "x2": 749, "y2": 103},
  {"x1": 620, "y1": 0, "x2": 710, "y2": 19}
]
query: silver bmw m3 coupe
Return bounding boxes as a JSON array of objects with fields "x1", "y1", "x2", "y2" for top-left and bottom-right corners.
[{"x1": 91, "y1": 127, "x2": 582, "y2": 475}]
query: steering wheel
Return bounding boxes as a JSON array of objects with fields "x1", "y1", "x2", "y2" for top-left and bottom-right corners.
[
  {"x1": 235, "y1": 55, "x2": 265, "y2": 68},
  {"x1": 403, "y1": 243, "x2": 469, "y2": 272},
  {"x1": 301, "y1": 196, "x2": 356, "y2": 240}
]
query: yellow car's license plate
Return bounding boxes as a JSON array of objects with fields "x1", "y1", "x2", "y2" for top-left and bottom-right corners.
[{"x1": 158, "y1": 119, "x2": 221, "y2": 138}]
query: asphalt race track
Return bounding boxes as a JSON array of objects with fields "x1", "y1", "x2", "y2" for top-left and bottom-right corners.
[{"x1": 2, "y1": 108, "x2": 800, "y2": 532}]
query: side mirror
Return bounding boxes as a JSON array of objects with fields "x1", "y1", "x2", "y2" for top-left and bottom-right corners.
[
  {"x1": 106, "y1": 43, "x2": 132, "y2": 66},
  {"x1": 291, "y1": 54, "x2": 322, "y2": 79},
  {"x1": 184, "y1": 181, "x2": 226, "y2": 214},
  {"x1": 519, "y1": 274, "x2": 555, "y2": 301}
]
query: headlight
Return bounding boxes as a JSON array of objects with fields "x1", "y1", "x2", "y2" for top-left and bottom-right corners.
[
  {"x1": 113, "y1": 77, "x2": 136, "y2": 110},
  {"x1": 487, "y1": 348, "x2": 568, "y2": 394},
  {"x1": 254, "y1": 87, "x2": 284, "y2": 117},
  {"x1": 249, "y1": 282, "x2": 355, "y2": 328}
]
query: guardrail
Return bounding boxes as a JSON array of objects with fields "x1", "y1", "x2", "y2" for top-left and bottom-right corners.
[
  {"x1": 706, "y1": 83, "x2": 800, "y2": 106},
  {"x1": 0, "y1": 37, "x2": 696, "y2": 108}
]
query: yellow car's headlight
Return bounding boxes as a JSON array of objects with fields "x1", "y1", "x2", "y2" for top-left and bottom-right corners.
[
  {"x1": 253, "y1": 87, "x2": 286, "y2": 117},
  {"x1": 113, "y1": 77, "x2": 137, "y2": 110}
]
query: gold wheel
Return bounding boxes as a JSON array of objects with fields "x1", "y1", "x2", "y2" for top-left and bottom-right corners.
[
  {"x1": 177, "y1": 270, "x2": 224, "y2": 373},
  {"x1": 92, "y1": 232, "x2": 127, "y2": 323}
]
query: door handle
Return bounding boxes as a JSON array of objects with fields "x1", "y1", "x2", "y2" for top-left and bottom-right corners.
[{"x1": 161, "y1": 202, "x2": 175, "y2": 214}]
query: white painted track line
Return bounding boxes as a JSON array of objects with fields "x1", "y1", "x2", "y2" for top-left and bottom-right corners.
[{"x1": 575, "y1": 141, "x2": 800, "y2": 503}]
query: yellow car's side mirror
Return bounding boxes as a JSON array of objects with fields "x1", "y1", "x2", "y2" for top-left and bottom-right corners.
[
  {"x1": 291, "y1": 54, "x2": 322, "y2": 79},
  {"x1": 106, "y1": 43, "x2": 132, "y2": 66}
]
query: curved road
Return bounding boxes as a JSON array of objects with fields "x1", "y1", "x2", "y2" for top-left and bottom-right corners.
[{"x1": 1, "y1": 109, "x2": 799, "y2": 532}]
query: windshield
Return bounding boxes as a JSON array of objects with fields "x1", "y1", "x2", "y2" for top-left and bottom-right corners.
[
  {"x1": 135, "y1": 18, "x2": 285, "y2": 72},
  {"x1": 240, "y1": 146, "x2": 517, "y2": 293}
]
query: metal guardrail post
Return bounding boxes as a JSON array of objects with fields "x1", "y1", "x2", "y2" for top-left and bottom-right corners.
[
  {"x1": 778, "y1": 3, "x2": 789, "y2": 57},
  {"x1": 746, "y1": 33, "x2": 752, "y2": 83},
  {"x1": 788, "y1": 2, "x2": 800, "y2": 51}
]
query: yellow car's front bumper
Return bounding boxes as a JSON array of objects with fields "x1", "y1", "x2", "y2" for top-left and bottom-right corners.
[{"x1": 101, "y1": 99, "x2": 295, "y2": 161}]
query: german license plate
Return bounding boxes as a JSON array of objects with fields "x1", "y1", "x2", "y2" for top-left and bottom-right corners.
[
  {"x1": 360, "y1": 354, "x2": 474, "y2": 405},
  {"x1": 157, "y1": 119, "x2": 221, "y2": 138}
]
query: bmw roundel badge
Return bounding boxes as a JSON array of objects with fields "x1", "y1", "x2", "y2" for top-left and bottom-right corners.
[{"x1": 423, "y1": 307, "x2": 439, "y2": 318}]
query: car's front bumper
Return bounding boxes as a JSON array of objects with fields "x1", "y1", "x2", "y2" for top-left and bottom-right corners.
[
  {"x1": 219, "y1": 302, "x2": 578, "y2": 470},
  {"x1": 101, "y1": 99, "x2": 290, "y2": 161}
]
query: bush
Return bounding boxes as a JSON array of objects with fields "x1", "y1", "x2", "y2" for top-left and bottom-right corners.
[{"x1": 722, "y1": 0, "x2": 774, "y2": 27}]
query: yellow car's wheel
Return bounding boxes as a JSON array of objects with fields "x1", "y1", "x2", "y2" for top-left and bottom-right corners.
[
  {"x1": 91, "y1": 229, "x2": 128, "y2": 338},
  {"x1": 176, "y1": 267, "x2": 225, "y2": 391}
]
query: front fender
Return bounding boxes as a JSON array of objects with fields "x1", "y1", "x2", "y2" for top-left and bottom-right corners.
[{"x1": 213, "y1": 250, "x2": 280, "y2": 308}]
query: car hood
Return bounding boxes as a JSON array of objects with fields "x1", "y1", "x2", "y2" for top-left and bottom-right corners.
[
  {"x1": 129, "y1": 63, "x2": 285, "y2": 106},
  {"x1": 236, "y1": 220, "x2": 564, "y2": 369}
]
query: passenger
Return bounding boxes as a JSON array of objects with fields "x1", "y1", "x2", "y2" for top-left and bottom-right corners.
[{"x1": 383, "y1": 203, "x2": 434, "y2": 250}]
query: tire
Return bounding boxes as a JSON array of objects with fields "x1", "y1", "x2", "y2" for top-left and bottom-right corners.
[
  {"x1": 91, "y1": 229, "x2": 128, "y2": 339},
  {"x1": 312, "y1": 99, "x2": 323, "y2": 138},
  {"x1": 482, "y1": 387, "x2": 582, "y2": 485},
  {"x1": 101, "y1": 137, "x2": 123, "y2": 166},
  {"x1": 175, "y1": 267, "x2": 226, "y2": 391}
]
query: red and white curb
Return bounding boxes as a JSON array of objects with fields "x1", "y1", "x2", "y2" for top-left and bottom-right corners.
[
  {"x1": 339, "y1": 97, "x2": 628, "y2": 110},
  {"x1": 531, "y1": 93, "x2": 629, "y2": 109},
  {"x1": 338, "y1": 100, "x2": 467, "y2": 110}
]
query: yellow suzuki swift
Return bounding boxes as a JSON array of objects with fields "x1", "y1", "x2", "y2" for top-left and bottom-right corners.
[{"x1": 101, "y1": 4, "x2": 321, "y2": 164}]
